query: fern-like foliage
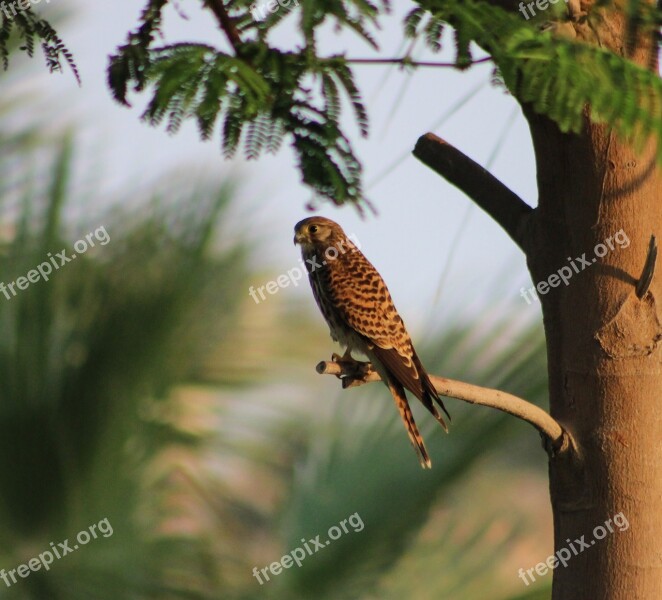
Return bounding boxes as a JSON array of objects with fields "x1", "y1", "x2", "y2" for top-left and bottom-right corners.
[
  {"x1": 108, "y1": 0, "x2": 387, "y2": 211},
  {"x1": 0, "y1": 9, "x2": 79, "y2": 82},
  {"x1": 413, "y1": 0, "x2": 662, "y2": 158},
  {"x1": 404, "y1": 7, "x2": 446, "y2": 54},
  {"x1": 298, "y1": 0, "x2": 390, "y2": 49},
  {"x1": 109, "y1": 0, "x2": 662, "y2": 210}
]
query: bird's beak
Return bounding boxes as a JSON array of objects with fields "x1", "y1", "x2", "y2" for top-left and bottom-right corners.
[{"x1": 293, "y1": 231, "x2": 305, "y2": 246}]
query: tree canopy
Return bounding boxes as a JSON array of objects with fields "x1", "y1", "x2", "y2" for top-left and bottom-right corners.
[{"x1": 3, "y1": 1, "x2": 660, "y2": 212}]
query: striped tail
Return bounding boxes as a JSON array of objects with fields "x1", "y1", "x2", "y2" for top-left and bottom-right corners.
[{"x1": 386, "y1": 376, "x2": 431, "y2": 469}]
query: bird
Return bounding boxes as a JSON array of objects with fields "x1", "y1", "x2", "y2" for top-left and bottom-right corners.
[{"x1": 293, "y1": 216, "x2": 450, "y2": 468}]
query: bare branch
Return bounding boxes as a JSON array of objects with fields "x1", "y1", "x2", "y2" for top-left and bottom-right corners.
[
  {"x1": 317, "y1": 358, "x2": 568, "y2": 452},
  {"x1": 205, "y1": 0, "x2": 243, "y2": 51},
  {"x1": 346, "y1": 57, "x2": 492, "y2": 68},
  {"x1": 413, "y1": 133, "x2": 533, "y2": 252}
]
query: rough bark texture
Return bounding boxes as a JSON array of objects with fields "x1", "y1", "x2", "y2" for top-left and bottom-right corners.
[{"x1": 521, "y1": 3, "x2": 662, "y2": 597}]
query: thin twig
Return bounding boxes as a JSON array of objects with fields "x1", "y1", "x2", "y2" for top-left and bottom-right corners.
[
  {"x1": 206, "y1": 0, "x2": 242, "y2": 51},
  {"x1": 346, "y1": 56, "x2": 493, "y2": 68},
  {"x1": 413, "y1": 133, "x2": 533, "y2": 252},
  {"x1": 317, "y1": 359, "x2": 567, "y2": 451}
]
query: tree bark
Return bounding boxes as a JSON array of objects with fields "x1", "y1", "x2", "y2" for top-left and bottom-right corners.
[
  {"x1": 525, "y1": 118, "x2": 662, "y2": 599},
  {"x1": 413, "y1": 2, "x2": 662, "y2": 596},
  {"x1": 521, "y1": 4, "x2": 662, "y2": 597}
]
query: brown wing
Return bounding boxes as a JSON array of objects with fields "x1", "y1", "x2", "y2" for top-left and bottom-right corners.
[
  {"x1": 327, "y1": 249, "x2": 450, "y2": 428},
  {"x1": 371, "y1": 345, "x2": 450, "y2": 430}
]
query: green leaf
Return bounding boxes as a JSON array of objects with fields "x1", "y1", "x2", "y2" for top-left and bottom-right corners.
[{"x1": 418, "y1": 0, "x2": 662, "y2": 159}]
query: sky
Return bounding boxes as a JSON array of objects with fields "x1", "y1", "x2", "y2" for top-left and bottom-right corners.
[{"x1": 8, "y1": 0, "x2": 543, "y2": 333}]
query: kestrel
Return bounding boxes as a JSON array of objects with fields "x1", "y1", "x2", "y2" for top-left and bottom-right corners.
[{"x1": 294, "y1": 216, "x2": 450, "y2": 468}]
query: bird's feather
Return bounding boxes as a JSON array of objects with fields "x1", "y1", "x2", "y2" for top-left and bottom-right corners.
[
  {"x1": 386, "y1": 375, "x2": 431, "y2": 469},
  {"x1": 371, "y1": 344, "x2": 449, "y2": 431},
  {"x1": 294, "y1": 216, "x2": 451, "y2": 467}
]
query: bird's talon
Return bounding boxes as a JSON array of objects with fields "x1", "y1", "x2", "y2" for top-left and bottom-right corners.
[
  {"x1": 296, "y1": 217, "x2": 449, "y2": 468},
  {"x1": 331, "y1": 351, "x2": 358, "y2": 367}
]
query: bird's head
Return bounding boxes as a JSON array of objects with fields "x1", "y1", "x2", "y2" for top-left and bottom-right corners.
[{"x1": 293, "y1": 216, "x2": 345, "y2": 250}]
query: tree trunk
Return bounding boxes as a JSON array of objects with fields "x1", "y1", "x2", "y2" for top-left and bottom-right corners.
[{"x1": 522, "y1": 4, "x2": 662, "y2": 596}]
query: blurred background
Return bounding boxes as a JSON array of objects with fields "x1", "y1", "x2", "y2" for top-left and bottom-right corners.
[{"x1": 0, "y1": 1, "x2": 553, "y2": 598}]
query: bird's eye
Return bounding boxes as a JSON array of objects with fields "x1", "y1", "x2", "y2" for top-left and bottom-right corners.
[{"x1": 309, "y1": 225, "x2": 319, "y2": 234}]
